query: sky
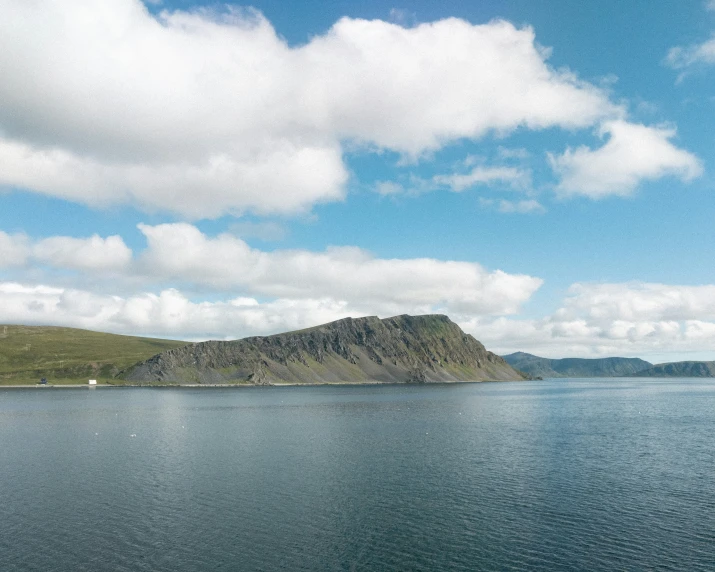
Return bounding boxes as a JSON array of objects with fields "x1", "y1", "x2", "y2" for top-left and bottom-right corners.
[{"x1": 1, "y1": 0, "x2": 715, "y2": 363}]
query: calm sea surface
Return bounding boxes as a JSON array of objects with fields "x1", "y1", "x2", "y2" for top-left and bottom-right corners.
[{"x1": 1, "y1": 379, "x2": 714, "y2": 571}]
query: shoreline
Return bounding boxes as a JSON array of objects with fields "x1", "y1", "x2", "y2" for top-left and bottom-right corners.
[{"x1": 0, "y1": 379, "x2": 511, "y2": 389}]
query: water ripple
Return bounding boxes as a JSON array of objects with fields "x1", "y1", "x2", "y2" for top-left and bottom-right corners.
[{"x1": 1, "y1": 380, "x2": 715, "y2": 571}]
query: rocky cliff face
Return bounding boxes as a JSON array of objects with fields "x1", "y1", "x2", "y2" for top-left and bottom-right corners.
[{"x1": 124, "y1": 314, "x2": 526, "y2": 384}]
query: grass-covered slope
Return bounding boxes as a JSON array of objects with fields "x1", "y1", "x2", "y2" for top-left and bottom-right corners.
[
  {"x1": 502, "y1": 351, "x2": 653, "y2": 378},
  {"x1": 125, "y1": 314, "x2": 526, "y2": 384},
  {"x1": 0, "y1": 325, "x2": 188, "y2": 384}
]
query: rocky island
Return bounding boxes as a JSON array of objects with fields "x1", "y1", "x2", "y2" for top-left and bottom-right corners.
[{"x1": 124, "y1": 314, "x2": 526, "y2": 385}]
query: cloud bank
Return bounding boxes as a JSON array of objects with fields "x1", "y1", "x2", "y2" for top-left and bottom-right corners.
[
  {"x1": 469, "y1": 282, "x2": 715, "y2": 359},
  {"x1": 3, "y1": 227, "x2": 715, "y2": 358},
  {"x1": 0, "y1": 0, "x2": 622, "y2": 217},
  {"x1": 0, "y1": 283, "x2": 351, "y2": 339},
  {"x1": 0, "y1": 232, "x2": 131, "y2": 271},
  {"x1": 4, "y1": 275, "x2": 715, "y2": 361},
  {"x1": 0, "y1": 224, "x2": 543, "y2": 330}
]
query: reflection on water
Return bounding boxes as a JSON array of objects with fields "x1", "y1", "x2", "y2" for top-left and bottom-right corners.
[{"x1": 1, "y1": 379, "x2": 714, "y2": 571}]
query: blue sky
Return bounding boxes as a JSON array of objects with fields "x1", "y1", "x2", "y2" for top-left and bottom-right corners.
[{"x1": 1, "y1": 0, "x2": 715, "y2": 362}]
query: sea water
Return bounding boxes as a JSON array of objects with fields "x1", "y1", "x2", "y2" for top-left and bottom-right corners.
[{"x1": 1, "y1": 379, "x2": 714, "y2": 571}]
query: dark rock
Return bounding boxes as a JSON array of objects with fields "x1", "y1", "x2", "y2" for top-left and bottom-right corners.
[{"x1": 124, "y1": 314, "x2": 526, "y2": 385}]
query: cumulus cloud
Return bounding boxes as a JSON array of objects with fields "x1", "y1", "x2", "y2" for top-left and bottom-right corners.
[
  {"x1": 0, "y1": 283, "x2": 352, "y2": 339},
  {"x1": 0, "y1": 1, "x2": 620, "y2": 217},
  {"x1": 136, "y1": 223, "x2": 542, "y2": 316},
  {"x1": 556, "y1": 282, "x2": 715, "y2": 323},
  {"x1": 0, "y1": 231, "x2": 29, "y2": 267},
  {"x1": 1, "y1": 279, "x2": 551, "y2": 342},
  {"x1": 33, "y1": 235, "x2": 132, "y2": 271},
  {"x1": 0, "y1": 232, "x2": 131, "y2": 271},
  {"x1": 0, "y1": 139, "x2": 347, "y2": 219},
  {"x1": 0, "y1": 224, "x2": 543, "y2": 331},
  {"x1": 1, "y1": 223, "x2": 712, "y2": 362},
  {"x1": 550, "y1": 120, "x2": 702, "y2": 198},
  {"x1": 465, "y1": 282, "x2": 715, "y2": 359}
]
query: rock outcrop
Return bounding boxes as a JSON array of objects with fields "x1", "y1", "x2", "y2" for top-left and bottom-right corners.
[{"x1": 124, "y1": 314, "x2": 526, "y2": 384}]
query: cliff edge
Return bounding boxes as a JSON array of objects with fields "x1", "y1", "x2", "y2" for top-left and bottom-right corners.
[{"x1": 124, "y1": 314, "x2": 526, "y2": 384}]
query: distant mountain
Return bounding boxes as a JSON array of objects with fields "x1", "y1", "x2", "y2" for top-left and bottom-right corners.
[
  {"x1": 628, "y1": 361, "x2": 715, "y2": 377},
  {"x1": 125, "y1": 314, "x2": 527, "y2": 384},
  {"x1": 502, "y1": 352, "x2": 653, "y2": 378}
]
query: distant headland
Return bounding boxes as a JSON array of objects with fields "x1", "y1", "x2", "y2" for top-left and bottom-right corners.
[
  {"x1": 503, "y1": 352, "x2": 715, "y2": 379},
  {"x1": 125, "y1": 314, "x2": 525, "y2": 385},
  {"x1": 2, "y1": 318, "x2": 714, "y2": 387},
  {"x1": 0, "y1": 315, "x2": 525, "y2": 386}
]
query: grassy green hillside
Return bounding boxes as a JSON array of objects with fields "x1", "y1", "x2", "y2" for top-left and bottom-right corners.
[{"x1": 0, "y1": 325, "x2": 188, "y2": 385}]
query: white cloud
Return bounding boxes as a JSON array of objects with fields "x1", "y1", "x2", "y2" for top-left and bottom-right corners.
[
  {"x1": 136, "y1": 223, "x2": 542, "y2": 316},
  {"x1": 0, "y1": 224, "x2": 543, "y2": 326},
  {"x1": 497, "y1": 199, "x2": 545, "y2": 214},
  {"x1": 664, "y1": 3, "x2": 715, "y2": 70},
  {"x1": 0, "y1": 231, "x2": 131, "y2": 271},
  {"x1": 666, "y1": 36, "x2": 715, "y2": 69},
  {"x1": 433, "y1": 166, "x2": 531, "y2": 192},
  {"x1": 550, "y1": 120, "x2": 702, "y2": 198},
  {"x1": 556, "y1": 282, "x2": 715, "y2": 323},
  {"x1": 377, "y1": 164, "x2": 532, "y2": 198},
  {"x1": 0, "y1": 282, "x2": 352, "y2": 339},
  {"x1": 33, "y1": 235, "x2": 132, "y2": 271},
  {"x1": 466, "y1": 282, "x2": 715, "y2": 360},
  {"x1": 0, "y1": 1, "x2": 620, "y2": 217},
  {"x1": 0, "y1": 231, "x2": 29, "y2": 267},
  {"x1": 308, "y1": 17, "x2": 617, "y2": 151},
  {"x1": 0, "y1": 138, "x2": 347, "y2": 219},
  {"x1": 374, "y1": 181, "x2": 405, "y2": 196},
  {"x1": 0, "y1": 279, "x2": 547, "y2": 342}
]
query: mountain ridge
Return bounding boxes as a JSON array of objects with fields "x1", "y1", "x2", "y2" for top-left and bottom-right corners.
[
  {"x1": 628, "y1": 361, "x2": 715, "y2": 377},
  {"x1": 124, "y1": 314, "x2": 526, "y2": 384},
  {"x1": 502, "y1": 351, "x2": 653, "y2": 378}
]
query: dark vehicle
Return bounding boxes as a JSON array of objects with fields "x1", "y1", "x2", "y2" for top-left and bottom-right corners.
[{"x1": 40, "y1": 378, "x2": 47, "y2": 385}]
